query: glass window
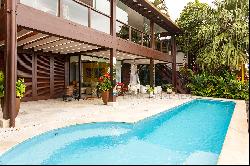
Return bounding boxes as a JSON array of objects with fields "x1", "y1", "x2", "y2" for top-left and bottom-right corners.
[
  {"x1": 131, "y1": 28, "x2": 142, "y2": 45},
  {"x1": 77, "y1": 0, "x2": 110, "y2": 16},
  {"x1": 63, "y1": 0, "x2": 88, "y2": 26},
  {"x1": 20, "y1": 0, "x2": 58, "y2": 16},
  {"x1": 116, "y1": 21, "x2": 129, "y2": 40},
  {"x1": 91, "y1": 10, "x2": 110, "y2": 34},
  {"x1": 154, "y1": 24, "x2": 167, "y2": 51},
  {"x1": 93, "y1": 0, "x2": 110, "y2": 16},
  {"x1": 117, "y1": 0, "x2": 144, "y2": 32}
]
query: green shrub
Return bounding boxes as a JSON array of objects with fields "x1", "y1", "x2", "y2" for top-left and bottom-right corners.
[
  {"x1": 181, "y1": 68, "x2": 249, "y2": 100},
  {"x1": 162, "y1": 84, "x2": 173, "y2": 92},
  {"x1": 0, "y1": 71, "x2": 4, "y2": 98},
  {"x1": 0, "y1": 71, "x2": 26, "y2": 99}
]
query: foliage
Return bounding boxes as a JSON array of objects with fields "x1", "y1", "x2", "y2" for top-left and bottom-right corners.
[
  {"x1": 176, "y1": 0, "x2": 249, "y2": 72},
  {"x1": 97, "y1": 73, "x2": 112, "y2": 92},
  {"x1": 180, "y1": 67, "x2": 249, "y2": 100},
  {"x1": 0, "y1": 71, "x2": 26, "y2": 99},
  {"x1": 0, "y1": 71, "x2": 4, "y2": 97},
  {"x1": 151, "y1": 0, "x2": 170, "y2": 17},
  {"x1": 162, "y1": 84, "x2": 173, "y2": 92},
  {"x1": 147, "y1": 87, "x2": 154, "y2": 93},
  {"x1": 16, "y1": 78, "x2": 26, "y2": 99}
]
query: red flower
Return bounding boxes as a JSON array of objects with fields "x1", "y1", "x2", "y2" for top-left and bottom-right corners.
[
  {"x1": 99, "y1": 77, "x2": 103, "y2": 82},
  {"x1": 104, "y1": 73, "x2": 110, "y2": 79}
]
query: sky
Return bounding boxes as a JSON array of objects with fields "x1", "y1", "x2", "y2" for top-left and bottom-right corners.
[{"x1": 164, "y1": 0, "x2": 215, "y2": 21}]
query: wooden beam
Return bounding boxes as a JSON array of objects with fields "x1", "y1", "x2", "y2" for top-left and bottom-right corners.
[
  {"x1": 64, "y1": 55, "x2": 70, "y2": 87},
  {"x1": 58, "y1": 0, "x2": 63, "y2": 18},
  {"x1": 3, "y1": 0, "x2": 17, "y2": 127},
  {"x1": 109, "y1": 48, "x2": 116, "y2": 102},
  {"x1": 50, "y1": 54, "x2": 55, "y2": 98},
  {"x1": 150, "y1": 58, "x2": 155, "y2": 87},
  {"x1": 109, "y1": 0, "x2": 117, "y2": 102},
  {"x1": 171, "y1": 36, "x2": 177, "y2": 91},
  {"x1": 78, "y1": 55, "x2": 82, "y2": 99},
  {"x1": 150, "y1": 21, "x2": 155, "y2": 49},
  {"x1": 32, "y1": 52, "x2": 38, "y2": 100}
]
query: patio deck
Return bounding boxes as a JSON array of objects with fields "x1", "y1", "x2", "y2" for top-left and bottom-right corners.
[{"x1": 0, "y1": 94, "x2": 248, "y2": 165}]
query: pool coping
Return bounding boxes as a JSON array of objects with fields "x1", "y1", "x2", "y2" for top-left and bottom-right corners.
[{"x1": 0, "y1": 97, "x2": 248, "y2": 165}]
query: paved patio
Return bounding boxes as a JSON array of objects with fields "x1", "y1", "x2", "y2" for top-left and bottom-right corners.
[{"x1": 0, "y1": 94, "x2": 248, "y2": 165}]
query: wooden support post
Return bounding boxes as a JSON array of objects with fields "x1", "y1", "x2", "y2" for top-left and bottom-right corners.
[
  {"x1": 78, "y1": 55, "x2": 82, "y2": 99},
  {"x1": 109, "y1": 0, "x2": 117, "y2": 102},
  {"x1": 171, "y1": 35, "x2": 177, "y2": 92},
  {"x1": 129, "y1": 26, "x2": 132, "y2": 41},
  {"x1": 160, "y1": 41, "x2": 163, "y2": 52},
  {"x1": 50, "y1": 54, "x2": 54, "y2": 98},
  {"x1": 149, "y1": 21, "x2": 155, "y2": 88},
  {"x1": 32, "y1": 52, "x2": 37, "y2": 101},
  {"x1": 109, "y1": 48, "x2": 116, "y2": 102},
  {"x1": 3, "y1": 0, "x2": 17, "y2": 127},
  {"x1": 88, "y1": 8, "x2": 91, "y2": 28},
  {"x1": 64, "y1": 55, "x2": 70, "y2": 87},
  {"x1": 150, "y1": 21, "x2": 155, "y2": 49},
  {"x1": 141, "y1": 33, "x2": 144, "y2": 46},
  {"x1": 150, "y1": 58, "x2": 155, "y2": 87},
  {"x1": 58, "y1": 0, "x2": 63, "y2": 18}
]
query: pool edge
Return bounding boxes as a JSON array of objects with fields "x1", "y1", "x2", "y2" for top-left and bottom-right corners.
[{"x1": 217, "y1": 99, "x2": 249, "y2": 165}]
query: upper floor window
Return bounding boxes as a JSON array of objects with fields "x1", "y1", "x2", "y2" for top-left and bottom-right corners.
[
  {"x1": 63, "y1": 0, "x2": 88, "y2": 26},
  {"x1": 20, "y1": 0, "x2": 58, "y2": 16},
  {"x1": 76, "y1": 0, "x2": 110, "y2": 16}
]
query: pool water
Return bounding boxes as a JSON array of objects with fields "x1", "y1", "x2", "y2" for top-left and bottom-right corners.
[{"x1": 0, "y1": 99, "x2": 235, "y2": 165}]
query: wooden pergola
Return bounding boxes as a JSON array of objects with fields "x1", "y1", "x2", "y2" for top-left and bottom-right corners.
[{"x1": 0, "y1": 0, "x2": 181, "y2": 127}]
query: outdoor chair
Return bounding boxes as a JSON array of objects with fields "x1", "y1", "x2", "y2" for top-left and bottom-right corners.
[{"x1": 63, "y1": 85, "x2": 75, "y2": 102}]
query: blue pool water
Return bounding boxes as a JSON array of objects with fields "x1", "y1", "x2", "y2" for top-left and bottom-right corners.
[{"x1": 0, "y1": 99, "x2": 235, "y2": 165}]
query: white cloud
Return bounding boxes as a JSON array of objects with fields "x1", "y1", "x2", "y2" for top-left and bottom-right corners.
[{"x1": 165, "y1": 0, "x2": 215, "y2": 21}]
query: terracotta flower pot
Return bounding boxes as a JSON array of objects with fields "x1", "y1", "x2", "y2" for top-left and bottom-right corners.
[
  {"x1": 1, "y1": 97, "x2": 20, "y2": 119},
  {"x1": 102, "y1": 91, "x2": 109, "y2": 105}
]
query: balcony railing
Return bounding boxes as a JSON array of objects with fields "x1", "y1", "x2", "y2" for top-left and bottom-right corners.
[
  {"x1": 19, "y1": 0, "x2": 168, "y2": 54},
  {"x1": 20, "y1": 0, "x2": 111, "y2": 34}
]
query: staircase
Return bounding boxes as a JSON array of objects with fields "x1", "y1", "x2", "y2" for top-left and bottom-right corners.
[{"x1": 155, "y1": 64, "x2": 189, "y2": 94}]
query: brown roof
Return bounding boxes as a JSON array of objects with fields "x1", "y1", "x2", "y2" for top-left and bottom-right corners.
[{"x1": 120, "y1": 0, "x2": 181, "y2": 34}]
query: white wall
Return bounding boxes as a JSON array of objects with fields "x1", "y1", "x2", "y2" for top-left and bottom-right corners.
[
  {"x1": 116, "y1": 61, "x2": 122, "y2": 83},
  {"x1": 167, "y1": 52, "x2": 188, "y2": 71}
]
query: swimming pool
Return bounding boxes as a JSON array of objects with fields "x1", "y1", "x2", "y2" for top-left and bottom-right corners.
[{"x1": 0, "y1": 99, "x2": 235, "y2": 165}]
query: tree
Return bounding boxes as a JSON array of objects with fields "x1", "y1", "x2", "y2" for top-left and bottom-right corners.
[
  {"x1": 176, "y1": 0, "x2": 213, "y2": 69},
  {"x1": 151, "y1": 0, "x2": 170, "y2": 17},
  {"x1": 176, "y1": 0, "x2": 249, "y2": 73}
]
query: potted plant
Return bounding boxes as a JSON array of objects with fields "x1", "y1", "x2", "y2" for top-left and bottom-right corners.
[
  {"x1": 147, "y1": 87, "x2": 154, "y2": 98},
  {"x1": 97, "y1": 73, "x2": 112, "y2": 105},
  {"x1": 0, "y1": 71, "x2": 26, "y2": 118},
  {"x1": 163, "y1": 84, "x2": 173, "y2": 94}
]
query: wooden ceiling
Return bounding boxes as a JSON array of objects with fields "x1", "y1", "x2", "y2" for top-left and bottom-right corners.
[
  {"x1": 0, "y1": 27, "x2": 167, "y2": 63},
  {"x1": 0, "y1": 27, "x2": 101, "y2": 55}
]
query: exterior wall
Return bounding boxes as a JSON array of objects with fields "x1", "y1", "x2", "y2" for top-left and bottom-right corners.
[
  {"x1": 167, "y1": 51, "x2": 187, "y2": 71},
  {"x1": 17, "y1": 50, "x2": 66, "y2": 101}
]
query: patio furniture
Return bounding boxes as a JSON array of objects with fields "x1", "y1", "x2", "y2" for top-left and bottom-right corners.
[{"x1": 63, "y1": 85, "x2": 74, "y2": 101}]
